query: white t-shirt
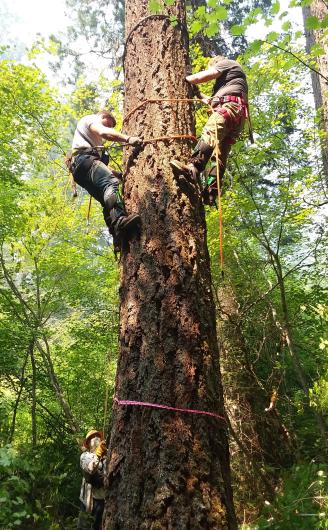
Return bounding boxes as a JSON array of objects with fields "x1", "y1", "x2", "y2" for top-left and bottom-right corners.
[
  {"x1": 79, "y1": 451, "x2": 106, "y2": 503},
  {"x1": 71, "y1": 114, "x2": 104, "y2": 149}
]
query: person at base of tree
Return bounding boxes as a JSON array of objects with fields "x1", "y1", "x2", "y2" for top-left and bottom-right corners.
[
  {"x1": 171, "y1": 56, "x2": 249, "y2": 205},
  {"x1": 77, "y1": 430, "x2": 107, "y2": 530},
  {"x1": 70, "y1": 110, "x2": 142, "y2": 249}
]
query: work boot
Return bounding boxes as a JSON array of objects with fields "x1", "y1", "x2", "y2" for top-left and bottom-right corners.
[
  {"x1": 170, "y1": 140, "x2": 213, "y2": 179},
  {"x1": 103, "y1": 190, "x2": 140, "y2": 251},
  {"x1": 112, "y1": 213, "x2": 141, "y2": 241},
  {"x1": 170, "y1": 160, "x2": 199, "y2": 180}
]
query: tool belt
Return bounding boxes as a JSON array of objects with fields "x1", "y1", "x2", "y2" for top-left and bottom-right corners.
[
  {"x1": 70, "y1": 147, "x2": 110, "y2": 179},
  {"x1": 212, "y1": 94, "x2": 247, "y2": 105},
  {"x1": 72, "y1": 146, "x2": 108, "y2": 160}
]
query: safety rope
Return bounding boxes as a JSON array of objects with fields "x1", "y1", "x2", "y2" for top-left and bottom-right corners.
[
  {"x1": 114, "y1": 397, "x2": 226, "y2": 422},
  {"x1": 143, "y1": 134, "x2": 197, "y2": 144},
  {"x1": 87, "y1": 195, "x2": 92, "y2": 224},
  {"x1": 214, "y1": 124, "x2": 224, "y2": 278}
]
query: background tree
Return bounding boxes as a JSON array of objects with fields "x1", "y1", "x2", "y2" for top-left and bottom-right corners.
[{"x1": 302, "y1": 0, "x2": 328, "y2": 182}]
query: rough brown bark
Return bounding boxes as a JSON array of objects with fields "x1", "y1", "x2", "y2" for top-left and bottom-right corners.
[
  {"x1": 104, "y1": 1, "x2": 237, "y2": 528},
  {"x1": 302, "y1": 2, "x2": 328, "y2": 180}
]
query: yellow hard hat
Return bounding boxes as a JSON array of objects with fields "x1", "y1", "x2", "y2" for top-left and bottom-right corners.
[{"x1": 83, "y1": 429, "x2": 103, "y2": 448}]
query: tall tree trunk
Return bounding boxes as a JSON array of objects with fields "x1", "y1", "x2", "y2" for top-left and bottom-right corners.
[
  {"x1": 216, "y1": 284, "x2": 294, "y2": 512},
  {"x1": 35, "y1": 337, "x2": 80, "y2": 434},
  {"x1": 302, "y1": 2, "x2": 328, "y2": 180},
  {"x1": 30, "y1": 344, "x2": 37, "y2": 449},
  {"x1": 8, "y1": 349, "x2": 30, "y2": 444},
  {"x1": 105, "y1": 1, "x2": 237, "y2": 528}
]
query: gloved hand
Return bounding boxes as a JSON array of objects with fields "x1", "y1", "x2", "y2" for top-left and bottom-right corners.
[
  {"x1": 127, "y1": 136, "x2": 142, "y2": 146},
  {"x1": 95, "y1": 440, "x2": 107, "y2": 458},
  {"x1": 185, "y1": 64, "x2": 193, "y2": 76},
  {"x1": 191, "y1": 84, "x2": 202, "y2": 99}
]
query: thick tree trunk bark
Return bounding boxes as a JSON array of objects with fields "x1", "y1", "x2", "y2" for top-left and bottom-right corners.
[
  {"x1": 302, "y1": 2, "x2": 328, "y2": 180},
  {"x1": 105, "y1": 1, "x2": 237, "y2": 528}
]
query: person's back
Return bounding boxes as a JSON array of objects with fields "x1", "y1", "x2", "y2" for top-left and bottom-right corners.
[
  {"x1": 210, "y1": 57, "x2": 248, "y2": 101},
  {"x1": 72, "y1": 114, "x2": 104, "y2": 150}
]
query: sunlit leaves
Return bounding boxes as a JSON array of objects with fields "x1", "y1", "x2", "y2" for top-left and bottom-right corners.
[
  {"x1": 270, "y1": 1, "x2": 280, "y2": 15},
  {"x1": 305, "y1": 15, "x2": 321, "y2": 30},
  {"x1": 230, "y1": 24, "x2": 246, "y2": 36},
  {"x1": 266, "y1": 31, "x2": 280, "y2": 42},
  {"x1": 148, "y1": 0, "x2": 162, "y2": 15}
]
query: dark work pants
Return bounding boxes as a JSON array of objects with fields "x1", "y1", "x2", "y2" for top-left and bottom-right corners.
[
  {"x1": 73, "y1": 155, "x2": 124, "y2": 227},
  {"x1": 77, "y1": 499, "x2": 104, "y2": 530}
]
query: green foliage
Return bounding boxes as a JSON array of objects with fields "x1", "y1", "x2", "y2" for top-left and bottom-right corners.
[
  {"x1": 149, "y1": 0, "x2": 162, "y2": 15},
  {"x1": 252, "y1": 463, "x2": 328, "y2": 529},
  {"x1": 0, "y1": 444, "x2": 79, "y2": 529},
  {"x1": 305, "y1": 16, "x2": 322, "y2": 30}
]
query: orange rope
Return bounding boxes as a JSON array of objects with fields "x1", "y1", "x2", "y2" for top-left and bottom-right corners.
[
  {"x1": 214, "y1": 124, "x2": 224, "y2": 278},
  {"x1": 141, "y1": 134, "x2": 197, "y2": 144}
]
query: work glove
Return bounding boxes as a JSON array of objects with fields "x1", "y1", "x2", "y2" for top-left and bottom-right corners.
[
  {"x1": 127, "y1": 136, "x2": 142, "y2": 147},
  {"x1": 185, "y1": 64, "x2": 193, "y2": 76},
  {"x1": 190, "y1": 84, "x2": 202, "y2": 99},
  {"x1": 95, "y1": 440, "x2": 107, "y2": 458}
]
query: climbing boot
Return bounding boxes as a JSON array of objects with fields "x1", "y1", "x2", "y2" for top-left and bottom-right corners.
[
  {"x1": 113, "y1": 213, "x2": 141, "y2": 234},
  {"x1": 170, "y1": 159, "x2": 199, "y2": 180},
  {"x1": 112, "y1": 213, "x2": 141, "y2": 241},
  {"x1": 103, "y1": 189, "x2": 140, "y2": 250},
  {"x1": 170, "y1": 141, "x2": 213, "y2": 179}
]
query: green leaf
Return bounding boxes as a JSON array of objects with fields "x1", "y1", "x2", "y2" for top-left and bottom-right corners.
[
  {"x1": 208, "y1": 0, "x2": 217, "y2": 7},
  {"x1": 190, "y1": 20, "x2": 203, "y2": 34},
  {"x1": 215, "y1": 6, "x2": 228, "y2": 20},
  {"x1": 321, "y1": 14, "x2": 328, "y2": 28},
  {"x1": 310, "y1": 43, "x2": 325, "y2": 57},
  {"x1": 148, "y1": 0, "x2": 162, "y2": 15},
  {"x1": 164, "y1": 0, "x2": 175, "y2": 5},
  {"x1": 305, "y1": 16, "x2": 321, "y2": 30},
  {"x1": 249, "y1": 40, "x2": 262, "y2": 54},
  {"x1": 266, "y1": 31, "x2": 280, "y2": 42},
  {"x1": 282, "y1": 21, "x2": 291, "y2": 31},
  {"x1": 230, "y1": 24, "x2": 245, "y2": 36},
  {"x1": 271, "y1": 1, "x2": 280, "y2": 15},
  {"x1": 206, "y1": 23, "x2": 219, "y2": 38},
  {"x1": 169, "y1": 15, "x2": 178, "y2": 27}
]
